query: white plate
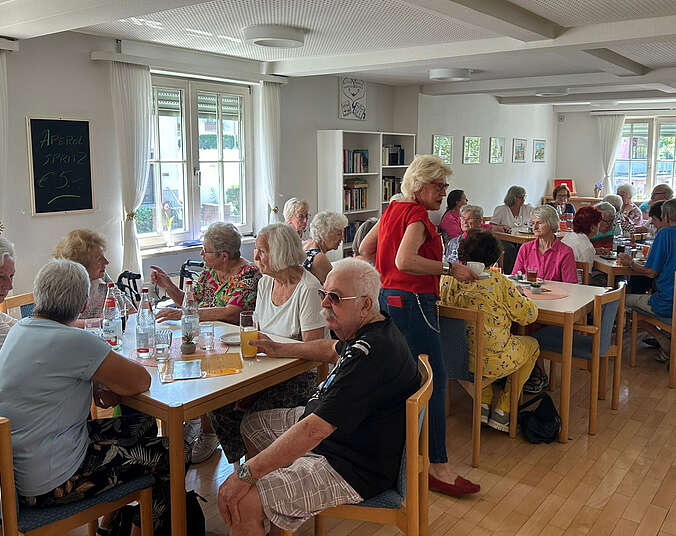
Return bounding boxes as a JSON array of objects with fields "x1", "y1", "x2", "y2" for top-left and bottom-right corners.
[{"x1": 219, "y1": 333, "x2": 240, "y2": 345}]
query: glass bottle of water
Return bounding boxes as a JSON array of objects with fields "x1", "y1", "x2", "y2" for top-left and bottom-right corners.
[
  {"x1": 102, "y1": 282, "x2": 122, "y2": 350},
  {"x1": 181, "y1": 280, "x2": 200, "y2": 343},
  {"x1": 136, "y1": 288, "x2": 156, "y2": 358}
]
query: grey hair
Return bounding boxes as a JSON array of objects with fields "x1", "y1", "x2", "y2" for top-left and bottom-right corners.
[
  {"x1": 33, "y1": 259, "x2": 90, "y2": 323},
  {"x1": 204, "y1": 222, "x2": 241, "y2": 260},
  {"x1": 504, "y1": 186, "x2": 526, "y2": 207},
  {"x1": 532, "y1": 204, "x2": 560, "y2": 233},
  {"x1": 616, "y1": 183, "x2": 634, "y2": 198},
  {"x1": 662, "y1": 198, "x2": 676, "y2": 223},
  {"x1": 258, "y1": 223, "x2": 306, "y2": 271},
  {"x1": 602, "y1": 194, "x2": 622, "y2": 213},
  {"x1": 283, "y1": 198, "x2": 309, "y2": 222},
  {"x1": 329, "y1": 258, "x2": 381, "y2": 315},
  {"x1": 653, "y1": 184, "x2": 674, "y2": 198},
  {"x1": 460, "y1": 205, "x2": 484, "y2": 220},
  {"x1": 0, "y1": 237, "x2": 15, "y2": 268},
  {"x1": 401, "y1": 155, "x2": 452, "y2": 197},
  {"x1": 594, "y1": 201, "x2": 616, "y2": 221},
  {"x1": 309, "y1": 211, "x2": 348, "y2": 244},
  {"x1": 352, "y1": 218, "x2": 378, "y2": 254}
]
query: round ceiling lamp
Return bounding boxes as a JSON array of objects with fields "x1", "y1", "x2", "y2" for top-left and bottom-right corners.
[
  {"x1": 535, "y1": 88, "x2": 570, "y2": 97},
  {"x1": 428, "y1": 68, "x2": 472, "y2": 81},
  {"x1": 243, "y1": 24, "x2": 305, "y2": 48}
]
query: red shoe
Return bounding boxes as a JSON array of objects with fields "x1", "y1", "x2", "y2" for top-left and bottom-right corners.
[{"x1": 429, "y1": 474, "x2": 480, "y2": 496}]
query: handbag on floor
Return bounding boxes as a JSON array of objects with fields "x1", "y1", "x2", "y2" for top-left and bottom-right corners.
[{"x1": 518, "y1": 392, "x2": 561, "y2": 444}]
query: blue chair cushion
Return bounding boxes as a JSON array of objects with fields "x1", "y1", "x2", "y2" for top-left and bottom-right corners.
[
  {"x1": 17, "y1": 475, "x2": 154, "y2": 532},
  {"x1": 632, "y1": 306, "x2": 673, "y2": 327},
  {"x1": 354, "y1": 489, "x2": 404, "y2": 509},
  {"x1": 534, "y1": 326, "x2": 595, "y2": 360}
]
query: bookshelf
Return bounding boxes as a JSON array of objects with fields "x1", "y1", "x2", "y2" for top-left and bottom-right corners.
[{"x1": 317, "y1": 129, "x2": 416, "y2": 260}]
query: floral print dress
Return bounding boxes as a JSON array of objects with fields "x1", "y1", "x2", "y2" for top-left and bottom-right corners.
[{"x1": 193, "y1": 263, "x2": 261, "y2": 311}]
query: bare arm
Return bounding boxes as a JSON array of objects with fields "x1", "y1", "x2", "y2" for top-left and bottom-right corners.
[
  {"x1": 253, "y1": 333, "x2": 339, "y2": 363},
  {"x1": 310, "y1": 253, "x2": 333, "y2": 284},
  {"x1": 92, "y1": 351, "x2": 151, "y2": 395},
  {"x1": 618, "y1": 253, "x2": 658, "y2": 278},
  {"x1": 359, "y1": 220, "x2": 380, "y2": 262},
  {"x1": 149, "y1": 265, "x2": 184, "y2": 306},
  {"x1": 198, "y1": 305, "x2": 242, "y2": 324}
]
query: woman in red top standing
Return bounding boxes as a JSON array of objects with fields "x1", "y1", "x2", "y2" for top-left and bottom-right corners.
[{"x1": 360, "y1": 155, "x2": 480, "y2": 496}]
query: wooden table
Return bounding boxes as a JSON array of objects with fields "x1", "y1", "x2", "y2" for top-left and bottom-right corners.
[
  {"x1": 493, "y1": 230, "x2": 536, "y2": 245},
  {"x1": 542, "y1": 195, "x2": 601, "y2": 210},
  {"x1": 593, "y1": 255, "x2": 632, "y2": 287},
  {"x1": 118, "y1": 317, "x2": 323, "y2": 536},
  {"x1": 525, "y1": 280, "x2": 608, "y2": 442}
]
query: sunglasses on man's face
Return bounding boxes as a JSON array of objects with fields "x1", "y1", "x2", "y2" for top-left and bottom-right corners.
[{"x1": 317, "y1": 289, "x2": 361, "y2": 305}]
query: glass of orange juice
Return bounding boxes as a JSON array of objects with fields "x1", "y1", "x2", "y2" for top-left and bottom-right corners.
[{"x1": 240, "y1": 311, "x2": 258, "y2": 358}]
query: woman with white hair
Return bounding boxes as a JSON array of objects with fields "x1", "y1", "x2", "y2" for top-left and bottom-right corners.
[
  {"x1": 590, "y1": 201, "x2": 618, "y2": 251},
  {"x1": 303, "y1": 211, "x2": 348, "y2": 284},
  {"x1": 0, "y1": 259, "x2": 174, "y2": 534},
  {"x1": 208, "y1": 223, "x2": 326, "y2": 467},
  {"x1": 512, "y1": 205, "x2": 577, "y2": 283},
  {"x1": 616, "y1": 183, "x2": 643, "y2": 230},
  {"x1": 491, "y1": 185, "x2": 535, "y2": 228},
  {"x1": 359, "y1": 155, "x2": 480, "y2": 497},
  {"x1": 0, "y1": 237, "x2": 16, "y2": 348},
  {"x1": 283, "y1": 197, "x2": 310, "y2": 238}
]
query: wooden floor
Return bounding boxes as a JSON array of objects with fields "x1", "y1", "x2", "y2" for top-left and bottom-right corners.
[{"x1": 68, "y1": 336, "x2": 676, "y2": 536}]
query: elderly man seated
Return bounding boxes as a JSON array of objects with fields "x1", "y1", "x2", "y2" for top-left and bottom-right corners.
[{"x1": 217, "y1": 258, "x2": 420, "y2": 536}]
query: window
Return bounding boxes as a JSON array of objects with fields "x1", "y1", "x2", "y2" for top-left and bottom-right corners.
[
  {"x1": 656, "y1": 120, "x2": 676, "y2": 188},
  {"x1": 613, "y1": 120, "x2": 650, "y2": 199},
  {"x1": 137, "y1": 76, "x2": 252, "y2": 246}
]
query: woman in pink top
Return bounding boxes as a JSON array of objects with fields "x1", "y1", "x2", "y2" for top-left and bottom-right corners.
[
  {"x1": 439, "y1": 189, "x2": 467, "y2": 244},
  {"x1": 512, "y1": 205, "x2": 578, "y2": 283}
]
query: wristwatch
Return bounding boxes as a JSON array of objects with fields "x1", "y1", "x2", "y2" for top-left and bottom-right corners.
[
  {"x1": 441, "y1": 261, "x2": 452, "y2": 275},
  {"x1": 237, "y1": 463, "x2": 257, "y2": 486}
]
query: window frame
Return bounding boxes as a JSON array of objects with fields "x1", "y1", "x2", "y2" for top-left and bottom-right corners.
[
  {"x1": 655, "y1": 117, "x2": 676, "y2": 189},
  {"x1": 612, "y1": 118, "x2": 653, "y2": 200}
]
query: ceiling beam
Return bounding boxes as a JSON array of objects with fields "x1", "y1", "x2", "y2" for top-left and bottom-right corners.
[
  {"x1": 0, "y1": 38, "x2": 19, "y2": 52},
  {"x1": 0, "y1": 0, "x2": 214, "y2": 40},
  {"x1": 498, "y1": 90, "x2": 672, "y2": 104},
  {"x1": 400, "y1": 0, "x2": 563, "y2": 41},
  {"x1": 581, "y1": 48, "x2": 649, "y2": 76}
]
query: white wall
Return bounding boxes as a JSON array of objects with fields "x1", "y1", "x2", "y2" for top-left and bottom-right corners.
[
  {"x1": 417, "y1": 94, "x2": 557, "y2": 223},
  {"x1": 555, "y1": 112, "x2": 603, "y2": 196}
]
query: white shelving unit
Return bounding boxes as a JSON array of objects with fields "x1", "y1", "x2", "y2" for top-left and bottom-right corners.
[{"x1": 317, "y1": 129, "x2": 416, "y2": 260}]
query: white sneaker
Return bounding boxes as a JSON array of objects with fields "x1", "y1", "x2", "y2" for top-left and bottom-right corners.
[
  {"x1": 184, "y1": 418, "x2": 201, "y2": 444},
  {"x1": 191, "y1": 432, "x2": 220, "y2": 463}
]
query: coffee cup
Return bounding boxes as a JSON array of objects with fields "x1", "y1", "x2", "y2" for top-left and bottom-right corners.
[{"x1": 467, "y1": 261, "x2": 485, "y2": 276}]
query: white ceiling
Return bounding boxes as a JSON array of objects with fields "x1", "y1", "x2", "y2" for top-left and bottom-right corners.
[{"x1": 611, "y1": 40, "x2": 676, "y2": 69}]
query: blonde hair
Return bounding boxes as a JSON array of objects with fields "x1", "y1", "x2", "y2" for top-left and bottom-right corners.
[
  {"x1": 401, "y1": 155, "x2": 452, "y2": 197},
  {"x1": 53, "y1": 229, "x2": 106, "y2": 269},
  {"x1": 283, "y1": 198, "x2": 309, "y2": 222}
]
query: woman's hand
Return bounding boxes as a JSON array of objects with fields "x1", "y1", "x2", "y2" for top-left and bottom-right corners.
[
  {"x1": 618, "y1": 253, "x2": 633, "y2": 267},
  {"x1": 155, "y1": 307, "x2": 182, "y2": 322},
  {"x1": 149, "y1": 265, "x2": 172, "y2": 289},
  {"x1": 451, "y1": 263, "x2": 480, "y2": 282}
]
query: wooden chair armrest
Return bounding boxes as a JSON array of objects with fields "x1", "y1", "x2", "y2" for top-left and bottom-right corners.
[{"x1": 573, "y1": 324, "x2": 599, "y2": 334}]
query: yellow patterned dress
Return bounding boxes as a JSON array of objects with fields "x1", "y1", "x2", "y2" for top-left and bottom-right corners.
[{"x1": 440, "y1": 272, "x2": 540, "y2": 412}]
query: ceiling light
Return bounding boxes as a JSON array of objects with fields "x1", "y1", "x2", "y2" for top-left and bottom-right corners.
[
  {"x1": 185, "y1": 28, "x2": 213, "y2": 37},
  {"x1": 535, "y1": 88, "x2": 569, "y2": 97},
  {"x1": 428, "y1": 68, "x2": 471, "y2": 81},
  {"x1": 552, "y1": 102, "x2": 592, "y2": 106},
  {"x1": 243, "y1": 25, "x2": 305, "y2": 48},
  {"x1": 217, "y1": 35, "x2": 242, "y2": 43},
  {"x1": 617, "y1": 98, "x2": 676, "y2": 104}
]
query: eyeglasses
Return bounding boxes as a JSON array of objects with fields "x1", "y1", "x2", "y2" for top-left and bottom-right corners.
[
  {"x1": 201, "y1": 248, "x2": 218, "y2": 255},
  {"x1": 296, "y1": 213, "x2": 310, "y2": 221},
  {"x1": 430, "y1": 181, "x2": 449, "y2": 192},
  {"x1": 318, "y1": 289, "x2": 362, "y2": 305}
]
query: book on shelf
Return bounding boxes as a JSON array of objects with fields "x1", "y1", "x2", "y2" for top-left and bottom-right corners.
[
  {"x1": 343, "y1": 179, "x2": 369, "y2": 212},
  {"x1": 382, "y1": 144, "x2": 405, "y2": 166},
  {"x1": 344, "y1": 219, "x2": 366, "y2": 245},
  {"x1": 382, "y1": 175, "x2": 402, "y2": 201},
  {"x1": 343, "y1": 149, "x2": 369, "y2": 173}
]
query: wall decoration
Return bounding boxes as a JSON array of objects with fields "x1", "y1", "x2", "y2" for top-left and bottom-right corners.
[
  {"x1": 533, "y1": 139, "x2": 546, "y2": 162},
  {"x1": 462, "y1": 136, "x2": 481, "y2": 164},
  {"x1": 512, "y1": 138, "x2": 527, "y2": 163},
  {"x1": 26, "y1": 117, "x2": 94, "y2": 215},
  {"x1": 339, "y1": 77, "x2": 367, "y2": 120},
  {"x1": 489, "y1": 137, "x2": 505, "y2": 164},
  {"x1": 432, "y1": 134, "x2": 453, "y2": 165}
]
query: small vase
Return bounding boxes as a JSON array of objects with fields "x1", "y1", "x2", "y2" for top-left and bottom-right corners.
[
  {"x1": 594, "y1": 188, "x2": 601, "y2": 198},
  {"x1": 181, "y1": 342, "x2": 196, "y2": 354},
  {"x1": 163, "y1": 230, "x2": 175, "y2": 247}
]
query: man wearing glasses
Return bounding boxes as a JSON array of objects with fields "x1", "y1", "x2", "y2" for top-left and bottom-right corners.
[{"x1": 217, "y1": 258, "x2": 419, "y2": 536}]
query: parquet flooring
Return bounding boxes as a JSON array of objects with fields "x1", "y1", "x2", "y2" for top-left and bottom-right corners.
[{"x1": 67, "y1": 336, "x2": 676, "y2": 536}]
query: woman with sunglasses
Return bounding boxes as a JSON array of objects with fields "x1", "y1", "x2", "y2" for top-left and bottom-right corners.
[{"x1": 359, "y1": 154, "x2": 480, "y2": 497}]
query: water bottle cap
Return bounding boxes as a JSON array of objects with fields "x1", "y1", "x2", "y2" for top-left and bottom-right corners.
[
  {"x1": 107, "y1": 282, "x2": 114, "y2": 287},
  {"x1": 141, "y1": 288, "x2": 148, "y2": 293}
]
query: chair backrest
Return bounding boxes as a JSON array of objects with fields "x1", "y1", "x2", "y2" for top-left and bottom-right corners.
[
  {"x1": 0, "y1": 416, "x2": 19, "y2": 534},
  {"x1": 596, "y1": 281, "x2": 626, "y2": 355},
  {"x1": 179, "y1": 260, "x2": 205, "y2": 290},
  {"x1": 575, "y1": 261, "x2": 590, "y2": 285},
  {"x1": 0, "y1": 292, "x2": 35, "y2": 319},
  {"x1": 438, "y1": 304, "x2": 485, "y2": 382}
]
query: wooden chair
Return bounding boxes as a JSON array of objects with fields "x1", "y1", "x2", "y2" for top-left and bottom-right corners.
[
  {"x1": 0, "y1": 292, "x2": 34, "y2": 318},
  {"x1": 282, "y1": 354, "x2": 432, "y2": 536},
  {"x1": 439, "y1": 305, "x2": 519, "y2": 467},
  {"x1": 0, "y1": 417, "x2": 154, "y2": 536},
  {"x1": 630, "y1": 272, "x2": 676, "y2": 388},
  {"x1": 576, "y1": 261, "x2": 590, "y2": 285},
  {"x1": 533, "y1": 283, "x2": 626, "y2": 434}
]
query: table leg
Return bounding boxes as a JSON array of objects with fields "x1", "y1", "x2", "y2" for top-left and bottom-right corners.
[
  {"x1": 168, "y1": 406, "x2": 187, "y2": 536},
  {"x1": 559, "y1": 317, "x2": 573, "y2": 442}
]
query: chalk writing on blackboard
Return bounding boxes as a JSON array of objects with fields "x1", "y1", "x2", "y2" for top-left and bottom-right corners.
[{"x1": 27, "y1": 118, "x2": 94, "y2": 215}]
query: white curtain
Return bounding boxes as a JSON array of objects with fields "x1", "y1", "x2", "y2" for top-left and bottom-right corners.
[
  {"x1": 259, "y1": 81, "x2": 283, "y2": 223},
  {"x1": 111, "y1": 61, "x2": 152, "y2": 274},
  {"x1": 0, "y1": 52, "x2": 8, "y2": 235},
  {"x1": 595, "y1": 114, "x2": 626, "y2": 195}
]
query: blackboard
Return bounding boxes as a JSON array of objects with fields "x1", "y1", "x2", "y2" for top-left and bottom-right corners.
[{"x1": 27, "y1": 117, "x2": 94, "y2": 215}]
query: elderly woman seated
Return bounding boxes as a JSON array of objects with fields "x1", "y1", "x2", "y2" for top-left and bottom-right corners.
[
  {"x1": 617, "y1": 183, "x2": 643, "y2": 230},
  {"x1": 590, "y1": 201, "x2": 618, "y2": 250},
  {"x1": 352, "y1": 217, "x2": 378, "y2": 262},
  {"x1": 547, "y1": 183, "x2": 576, "y2": 216},
  {"x1": 439, "y1": 189, "x2": 468, "y2": 242},
  {"x1": 208, "y1": 223, "x2": 326, "y2": 467},
  {"x1": 561, "y1": 206, "x2": 602, "y2": 275},
  {"x1": 283, "y1": 197, "x2": 310, "y2": 238},
  {"x1": 303, "y1": 211, "x2": 348, "y2": 284},
  {"x1": 491, "y1": 185, "x2": 535, "y2": 228},
  {"x1": 53, "y1": 229, "x2": 135, "y2": 323},
  {"x1": 0, "y1": 237, "x2": 16, "y2": 349},
  {"x1": 0, "y1": 259, "x2": 173, "y2": 534},
  {"x1": 444, "y1": 205, "x2": 485, "y2": 263},
  {"x1": 440, "y1": 230, "x2": 540, "y2": 431},
  {"x1": 512, "y1": 205, "x2": 577, "y2": 283}
]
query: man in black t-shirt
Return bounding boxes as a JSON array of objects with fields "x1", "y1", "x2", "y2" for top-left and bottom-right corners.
[{"x1": 217, "y1": 258, "x2": 420, "y2": 536}]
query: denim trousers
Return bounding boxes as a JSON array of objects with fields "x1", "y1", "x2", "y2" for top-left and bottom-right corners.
[{"x1": 379, "y1": 288, "x2": 448, "y2": 464}]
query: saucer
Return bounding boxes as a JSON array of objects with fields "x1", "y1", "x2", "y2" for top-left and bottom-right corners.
[{"x1": 219, "y1": 333, "x2": 240, "y2": 345}]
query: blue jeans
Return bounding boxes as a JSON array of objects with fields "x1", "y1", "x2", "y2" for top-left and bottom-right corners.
[{"x1": 379, "y1": 289, "x2": 448, "y2": 464}]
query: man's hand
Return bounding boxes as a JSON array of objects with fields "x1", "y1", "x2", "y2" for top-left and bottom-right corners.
[
  {"x1": 218, "y1": 473, "x2": 252, "y2": 526},
  {"x1": 155, "y1": 307, "x2": 182, "y2": 322},
  {"x1": 252, "y1": 333, "x2": 284, "y2": 357},
  {"x1": 93, "y1": 384, "x2": 120, "y2": 409},
  {"x1": 618, "y1": 253, "x2": 633, "y2": 267},
  {"x1": 452, "y1": 263, "x2": 481, "y2": 282}
]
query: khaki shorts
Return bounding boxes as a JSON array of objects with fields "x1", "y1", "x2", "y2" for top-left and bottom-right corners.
[{"x1": 241, "y1": 407, "x2": 362, "y2": 531}]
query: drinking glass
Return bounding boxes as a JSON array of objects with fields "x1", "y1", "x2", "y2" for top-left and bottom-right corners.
[
  {"x1": 527, "y1": 266, "x2": 538, "y2": 283},
  {"x1": 514, "y1": 215, "x2": 523, "y2": 229},
  {"x1": 240, "y1": 312, "x2": 258, "y2": 358},
  {"x1": 200, "y1": 322, "x2": 215, "y2": 351},
  {"x1": 84, "y1": 318, "x2": 103, "y2": 338},
  {"x1": 155, "y1": 329, "x2": 173, "y2": 362}
]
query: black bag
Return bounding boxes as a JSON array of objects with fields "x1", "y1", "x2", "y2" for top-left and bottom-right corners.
[{"x1": 518, "y1": 392, "x2": 561, "y2": 444}]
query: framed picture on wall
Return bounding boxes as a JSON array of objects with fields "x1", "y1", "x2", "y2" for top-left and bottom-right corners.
[
  {"x1": 533, "y1": 139, "x2": 546, "y2": 162},
  {"x1": 462, "y1": 136, "x2": 481, "y2": 164},
  {"x1": 339, "y1": 77, "x2": 367, "y2": 120},
  {"x1": 512, "y1": 138, "x2": 527, "y2": 163},
  {"x1": 489, "y1": 137, "x2": 505, "y2": 164},
  {"x1": 432, "y1": 134, "x2": 453, "y2": 164}
]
